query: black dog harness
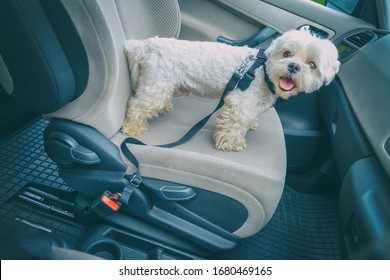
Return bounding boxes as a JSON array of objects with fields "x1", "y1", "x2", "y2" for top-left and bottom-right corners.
[{"x1": 102, "y1": 48, "x2": 272, "y2": 211}]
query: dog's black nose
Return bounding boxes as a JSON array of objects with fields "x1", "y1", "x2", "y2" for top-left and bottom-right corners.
[{"x1": 288, "y1": 63, "x2": 300, "y2": 74}]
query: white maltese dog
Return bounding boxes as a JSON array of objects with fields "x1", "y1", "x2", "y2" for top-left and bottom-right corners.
[{"x1": 123, "y1": 30, "x2": 340, "y2": 151}]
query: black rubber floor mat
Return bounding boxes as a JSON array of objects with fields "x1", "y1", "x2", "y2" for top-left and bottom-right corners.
[
  {"x1": 215, "y1": 186, "x2": 341, "y2": 260},
  {"x1": 0, "y1": 202, "x2": 84, "y2": 245},
  {"x1": 0, "y1": 119, "x2": 70, "y2": 205},
  {"x1": 1, "y1": 118, "x2": 341, "y2": 259}
]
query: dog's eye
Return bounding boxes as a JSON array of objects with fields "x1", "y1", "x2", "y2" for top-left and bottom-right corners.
[
  {"x1": 308, "y1": 61, "x2": 317, "y2": 69},
  {"x1": 283, "y1": 51, "x2": 292, "y2": 58}
]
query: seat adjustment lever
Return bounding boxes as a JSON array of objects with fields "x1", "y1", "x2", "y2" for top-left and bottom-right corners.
[
  {"x1": 142, "y1": 178, "x2": 197, "y2": 202},
  {"x1": 45, "y1": 132, "x2": 101, "y2": 167}
]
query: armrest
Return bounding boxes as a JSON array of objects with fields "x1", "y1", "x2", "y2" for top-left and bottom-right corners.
[{"x1": 217, "y1": 26, "x2": 278, "y2": 47}]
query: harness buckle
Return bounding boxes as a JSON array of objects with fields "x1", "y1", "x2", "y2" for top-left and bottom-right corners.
[{"x1": 234, "y1": 54, "x2": 255, "y2": 78}]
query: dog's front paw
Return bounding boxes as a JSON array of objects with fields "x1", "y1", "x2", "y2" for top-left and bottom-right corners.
[
  {"x1": 249, "y1": 119, "x2": 259, "y2": 130},
  {"x1": 213, "y1": 131, "x2": 247, "y2": 151},
  {"x1": 122, "y1": 119, "x2": 148, "y2": 136}
]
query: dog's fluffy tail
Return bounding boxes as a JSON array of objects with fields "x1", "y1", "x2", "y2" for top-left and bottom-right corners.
[{"x1": 124, "y1": 39, "x2": 147, "y2": 90}]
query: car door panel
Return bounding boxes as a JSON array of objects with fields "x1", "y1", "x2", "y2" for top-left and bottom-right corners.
[{"x1": 178, "y1": 0, "x2": 261, "y2": 42}]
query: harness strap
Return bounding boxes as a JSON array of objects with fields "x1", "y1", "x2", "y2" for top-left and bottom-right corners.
[
  {"x1": 238, "y1": 49, "x2": 267, "y2": 91},
  {"x1": 263, "y1": 63, "x2": 276, "y2": 95},
  {"x1": 117, "y1": 48, "x2": 268, "y2": 206}
]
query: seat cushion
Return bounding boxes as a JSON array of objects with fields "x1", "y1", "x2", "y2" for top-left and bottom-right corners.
[{"x1": 111, "y1": 94, "x2": 286, "y2": 238}]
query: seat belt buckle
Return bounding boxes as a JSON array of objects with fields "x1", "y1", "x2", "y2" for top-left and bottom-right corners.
[
  {"x1": 90, "y1": 190, "x2": 122, "y2": 217},
  {"x1": 101, "y1": 191, "x2": 121, "y2": 211},
  {"x1": 92, "y1": 174, "x2": 141, "y2": 216}
]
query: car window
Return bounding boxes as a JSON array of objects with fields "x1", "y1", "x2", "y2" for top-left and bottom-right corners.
[{"x1": 311, "y1": 0, "x2": 360, "y2": 14}]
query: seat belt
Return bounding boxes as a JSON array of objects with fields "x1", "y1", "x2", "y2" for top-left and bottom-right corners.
[{"x1": 101, "y1": 48, "x2": 268, "y2": 211}]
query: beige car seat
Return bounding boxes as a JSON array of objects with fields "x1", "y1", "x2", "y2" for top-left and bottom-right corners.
[{"x1": 0, "y1": 0, "x2": 286, "y2": 254}]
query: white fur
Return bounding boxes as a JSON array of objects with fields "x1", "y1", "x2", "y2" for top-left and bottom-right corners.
[{"x1": 123, "y1": 30, "x2": 340, "y2": 151}]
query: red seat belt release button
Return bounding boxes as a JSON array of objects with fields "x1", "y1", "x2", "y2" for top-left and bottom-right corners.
[{"x1": 101, "y1": 191, "x2": 121, "y2": 211}]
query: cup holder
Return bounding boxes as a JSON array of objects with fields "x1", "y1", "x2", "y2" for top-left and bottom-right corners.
[{"x1": 85, "y1": 239, "x2": 123, "y2": 260}]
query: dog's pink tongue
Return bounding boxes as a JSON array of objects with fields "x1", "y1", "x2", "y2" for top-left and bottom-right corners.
[{"x1": 279, "y1": 78, "x2": 295, "y2": 91}]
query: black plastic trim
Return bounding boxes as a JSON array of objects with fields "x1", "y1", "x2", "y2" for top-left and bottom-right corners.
[
  {"x1": 81, "y1": 225, "x2": 202, "y2": 260},
  {"x1": 44, "y1": 120, "x2": 127, "y2": 197},
  {"x1": 339, "y1": 157, "x2": 390, "y2": 259},
  {"x1": 318, "y1": 79, "x2": 372, "y2": 178}
]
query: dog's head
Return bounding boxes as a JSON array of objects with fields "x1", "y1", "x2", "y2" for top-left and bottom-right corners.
[{"x1": 264, "y1": 30, "x2": 340, "y2": 99}]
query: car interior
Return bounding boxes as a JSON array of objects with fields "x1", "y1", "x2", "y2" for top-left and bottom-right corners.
[{"x1": 0, "y1": 0, "x2": 389, "y2": 260}]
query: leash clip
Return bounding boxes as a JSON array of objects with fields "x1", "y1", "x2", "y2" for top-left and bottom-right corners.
[{"x1": 129, "y1": 174, "x2": 142, "y2": 188}]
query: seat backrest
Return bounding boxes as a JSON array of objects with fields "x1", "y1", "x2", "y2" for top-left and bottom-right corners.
[
  {"x1": 0, "y1": 0, "x2": 181, "y2": 138},
  {"x1": 0, "y1": 0, "x2": 89, "y2": 113}
]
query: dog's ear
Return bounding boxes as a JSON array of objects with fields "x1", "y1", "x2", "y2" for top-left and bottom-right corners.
[
  {"x1": 265, "y1": 35, "x2": 282, "y2": 58},
  {"x1": 321, "y1": 40, "x2": 341, "y2": 86},
  {"x1": 323, "y1": 59, "x2": 340, "y2": 86}
]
